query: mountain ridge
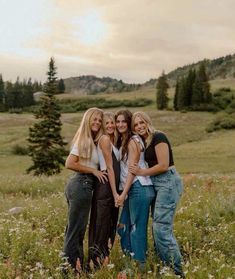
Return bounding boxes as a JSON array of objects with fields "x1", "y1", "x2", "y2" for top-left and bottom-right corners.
[{"x1": 63, "y1": 53, "x2": 235, "y2": 94}]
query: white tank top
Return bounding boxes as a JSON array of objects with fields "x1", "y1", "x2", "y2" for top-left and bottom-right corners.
[
  {"x1": 119, "y1": 135, "x2": 152, "y2": 191},
  {"x1": 70, "y1": 144, "x2": 99, "y2": 169},
  {"x1": 97, "y1": 136, "x2": 120, "y2": 171}
]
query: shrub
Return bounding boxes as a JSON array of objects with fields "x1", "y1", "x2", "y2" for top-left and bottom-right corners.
[
  {"x1": 12, "y1": 144, "x2": 29, "y2": 155},
  {"x1": 206, "y1": 114, "x2": 235, "y2": 132}
]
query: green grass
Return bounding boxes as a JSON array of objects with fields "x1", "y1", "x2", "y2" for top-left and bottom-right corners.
[{"x1": 0, "y1": 110, "x2": 234, "y2": 278}]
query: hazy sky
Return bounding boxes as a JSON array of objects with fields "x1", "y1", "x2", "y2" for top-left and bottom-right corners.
[{"x1": 0, "y1": 0, "x2": 235, "y2": 83}]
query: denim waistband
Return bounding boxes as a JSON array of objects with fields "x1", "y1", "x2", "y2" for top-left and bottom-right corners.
[{"x1": 151, "y1": 166, "x2": 177, "y2": 179}]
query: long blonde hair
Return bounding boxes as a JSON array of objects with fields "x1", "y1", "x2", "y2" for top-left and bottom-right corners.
[
  {"x1": 103, "y1": 112, "x2": 118, "y2": 146},
  {"x1": 131, "y1": 111, "x2": 155, "y2": 147},
  {"x1": 72, "y1": 107, "x2": 104, "y2": 159}
]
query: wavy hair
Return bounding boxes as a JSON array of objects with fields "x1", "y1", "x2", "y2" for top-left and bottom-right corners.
[
  {"x1": 131, "y1": 111, "x2": 155, "y2": 147},
  {"x1": 115, "y1": 109, "x2": 133, "y2": 161},
  {"x1": 103, "y1": 112, "x2": 118, "y2": 146},
  {"x1": 72, "y1": 107, "x2": 104, "y2": 159}
]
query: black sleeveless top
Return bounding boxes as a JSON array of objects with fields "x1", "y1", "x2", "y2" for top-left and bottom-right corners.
[{"x1": 144, "y1": 131, "x2": 174, "y2": 168}]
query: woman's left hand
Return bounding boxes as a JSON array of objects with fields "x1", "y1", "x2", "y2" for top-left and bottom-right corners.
[
  {"x1": 116, "y1": 194, "x2": 126, "y2": 207},
  {"x1": 129, "y1": 164, "x2": 141, "y2": 175}
]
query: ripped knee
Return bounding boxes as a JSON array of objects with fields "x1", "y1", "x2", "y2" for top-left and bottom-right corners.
[{"x1": 117, "y1": 223, "x2": 125, "y2": 229}]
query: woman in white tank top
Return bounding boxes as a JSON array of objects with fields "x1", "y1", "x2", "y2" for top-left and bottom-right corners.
[{"x1": 88, "y1": 112, "x2": 121, "y2": 269}]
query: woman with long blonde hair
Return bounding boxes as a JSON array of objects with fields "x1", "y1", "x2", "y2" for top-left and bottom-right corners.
[
  {"x1": 88, "y1": 111, "x2": 120, "y2": 269},
  {"x1": 63, "y1": 107, "x2": 107, "y2": 275},
  {"x1": 129, "y1": 111, "x2": 185, "y2": 278}
]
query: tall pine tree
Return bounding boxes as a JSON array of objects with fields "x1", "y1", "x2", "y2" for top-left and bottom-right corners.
[
  {"x1": 27, "y1": 57, "x2": 66, "y2": 176},
  {"x1": 0, "y1": 74, "x2": 5, "y2": 111},
  {"x1": 57, "y1": 78, "x2": 65, "y2": 94},
  {"x1": 156, "y1": 71, "x2": 169, "y2": 110}
]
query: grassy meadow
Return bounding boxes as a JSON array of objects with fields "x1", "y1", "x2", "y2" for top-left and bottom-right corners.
[{"x1": 0, "y1": 87, "x2": 235, "y2": 278}]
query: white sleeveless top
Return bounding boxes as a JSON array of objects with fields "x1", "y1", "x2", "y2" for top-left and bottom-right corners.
[
  {"x1": 70, "y1": 144, "x2": 99, "y2": 169},
  {"x1": 97, "y1": 136, "x2": 120, "y2": 171},
  {"x1": 119, "y1": 135, "x2": 153, "y2": 191}
]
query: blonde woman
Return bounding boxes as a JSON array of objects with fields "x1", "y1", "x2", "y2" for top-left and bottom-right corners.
[
  {"x1": 63, "y1": 107, "x2": 107, "y2": 274},
  {"x1": 129, "y1": 111, "x2": 184, "y2": 278},
  {"x1": 88, "y1": 112, "x2": 120, "y2": 269}
]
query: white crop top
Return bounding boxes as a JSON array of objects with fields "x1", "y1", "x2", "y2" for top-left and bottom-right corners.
[
  {"x1": 70, "y1": 144, "x2": 99, "y2": 169},
  {"x1": 119, "y1": 135, "x2": 152, "y2": 191},
  {"x1": 97, "y1": 137, "x2": 120, "y2": 171}
]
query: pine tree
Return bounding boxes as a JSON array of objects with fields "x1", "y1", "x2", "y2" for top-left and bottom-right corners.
[
  {"x1": 27, "y1": 57, "x2": 66, "y2": 176},
  {"x1": 173, "y1": 78, "x2": 179, "y2": 111},
  {"x1": 177, "y1": 77, "x2": 187, "y2": 110},
  {"x1": 0, "y1": 74, "x2": 5, "y2": 111},
  {"x1": 191, "y1": 75, "x2": 203, "y2": 106},
  {"x1": 197, "y1": 63, "x2": 212, "y2": 103},
  {"x1": 57, "y1": 78, "x2": 65, "y2": 94},
  {"x1": 156, "y1": 71, "x2": 169, "y2": 110},
  {"x1": 185, "y1": 68, "x2": 196, "y2": 106}
]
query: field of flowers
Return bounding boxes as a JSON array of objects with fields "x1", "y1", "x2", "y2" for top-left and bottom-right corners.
[
  {"x1": 0, "y1": 173, "x2": 234, "y2": 278},
  {"x1": 0, "y1": 111, "x2": 234, "y2": 278}
]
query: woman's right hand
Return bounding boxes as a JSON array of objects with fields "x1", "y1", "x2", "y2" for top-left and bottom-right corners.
[{"x1": 93, "y1": 170, "x2": 108, "y2": 184}]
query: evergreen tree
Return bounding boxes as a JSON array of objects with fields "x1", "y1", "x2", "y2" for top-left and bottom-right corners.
[
  {"x1": 156, "y1": 71, "x2": 169, "y2": 110},
  {"x1": 185, "y1": 68, "x2": 196, "y2": 106},
  {"x1": 198, "y1": 63, "x2": 212, "y2": 103},
  {"x1": 0, "y1": 74, "x2": 5, "y2": 111},
  {"x1": 57, "y1": 78, "x2": 65, "y2": 94},
  {"x1": 27, "y1": 57, "x2": 66, "y2": 176},
  {"x1": 191, "y1": 75, "x2": 203, "y2": 106},
  {"x1": 177, "y1": 77, "x2": 187, "y2": 110},
  {"x1": 22, "y1": 78, "x2": 35, "y2": 107},
  {"x1": 173, "y1": 78, "x2": 179, "y2": 110}
]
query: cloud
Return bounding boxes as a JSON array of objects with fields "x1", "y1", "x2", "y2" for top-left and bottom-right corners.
[{"x1": 0, "y1": 0, "x2": 235, "y2": 82}]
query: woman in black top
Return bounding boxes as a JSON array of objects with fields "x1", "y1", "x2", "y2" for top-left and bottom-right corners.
[{"x1": 129, "y1": 111, "x2": 185, "y2": 278}]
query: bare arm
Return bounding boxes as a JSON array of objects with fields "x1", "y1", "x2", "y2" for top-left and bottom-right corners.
[
  {"x1": 129, "y1": 142, "x2": 169, "y2": 176},
  {"x1": 117, "y1": 139, "x2": 140, "y2": 205},
  {"x1": 65, "y1": 154, "x2": 107, "y2": 183},
  {"x1": 99, "y1": 135, "x2": 119, "y2": 200}
]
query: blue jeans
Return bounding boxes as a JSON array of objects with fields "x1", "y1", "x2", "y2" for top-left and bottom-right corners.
[
  {"x1": 151, "y1": 168, "x2": 184, "y2": 276},
  {"x1": 117, "y1": 180, "x2": 155, "y2": 267},
  {"x1": 63, "y1": 173, "x2": 95, "y2": 269}
]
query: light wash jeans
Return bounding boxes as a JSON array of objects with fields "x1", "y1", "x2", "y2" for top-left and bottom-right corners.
[
  {"x1": 117, "y1": 180, "x2": 155, "y2": 269},
  {"x1": 151, "y1": 168, "x2": 184, "y2": 276}
]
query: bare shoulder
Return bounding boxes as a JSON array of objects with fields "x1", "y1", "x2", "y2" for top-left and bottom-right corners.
[{"x1": 99, "y1": 134, "x2": 111, "y2": 144}]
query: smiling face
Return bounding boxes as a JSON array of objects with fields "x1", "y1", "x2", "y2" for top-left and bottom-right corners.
[
  {"x1": 116, "y1": 114, "x2": 128, "y2": 135},
  {"x1": 133, "y1": 115, "x2": 148, "y2": 138},
  {"x1": 89, "y1": 112, "x2": 102, "y2": 133},
  {"x1": 104, "y1": 117, "x2": 116, "y2": 136}
]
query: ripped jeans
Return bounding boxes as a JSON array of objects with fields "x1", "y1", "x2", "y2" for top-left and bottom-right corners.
[{"x1": 117, "y1": 180, "x2": 155, "y2": 266}]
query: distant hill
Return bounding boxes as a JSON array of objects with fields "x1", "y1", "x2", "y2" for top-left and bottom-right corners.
[
  {"x1": 63, "y1": 75, "x2": 140, "y2": 95},
  {"x1": 145, "y1": 53, "x2": 235, "y2": 87},
  {"x1": 63, "y1": 54, "x2": 235, "y2": 94}
]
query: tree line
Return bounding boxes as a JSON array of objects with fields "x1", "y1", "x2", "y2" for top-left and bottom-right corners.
[
  {"x1": 0, "y1": 74, "x2": 65, "y2": 112},
  {"x1": 156, "y1": 62, "x2": 213, "y2": 111}
]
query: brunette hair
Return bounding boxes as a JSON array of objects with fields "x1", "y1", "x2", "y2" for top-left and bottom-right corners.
[{"x1": 115, "y1": 109, "x2": 133, "y2": 161}]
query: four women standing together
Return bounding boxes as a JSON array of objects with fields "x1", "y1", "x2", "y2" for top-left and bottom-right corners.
[{"x1": 63, "y1": 108, "x2": 185, "y2": 278}]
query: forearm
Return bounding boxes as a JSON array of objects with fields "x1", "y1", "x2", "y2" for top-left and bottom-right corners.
[
  {"x1": 107, "y1": 167, "x2": 118, "y2": 197},
  {"x1": 121, "y1": 172, "x2": 135, "y2": 198},
  {"x1": 141, "y1": 163, "x2": 168, "y2": 176},
  {"x1": 65, "y1": 160, "x2": 96, "y2": 174}
]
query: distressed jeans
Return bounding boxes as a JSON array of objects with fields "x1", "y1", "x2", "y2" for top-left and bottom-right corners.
[
  {"x1": 117, "y1": 180, "x2": 155, "y2": 267},
  {"x1": 152, "y1": 168, "x2": 184, "y2": 276},
  {"x1": 63, "y1": 173, "x2": 95, "y2": 269}
]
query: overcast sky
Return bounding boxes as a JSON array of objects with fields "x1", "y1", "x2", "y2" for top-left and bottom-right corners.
[{"x1": 0, "y1": 0, "x2": 234, "y2": 83}]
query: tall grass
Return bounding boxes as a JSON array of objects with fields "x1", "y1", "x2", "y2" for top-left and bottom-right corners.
[{"x1": 0, "y1": 111, "x2": 235, "y2": 278}]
